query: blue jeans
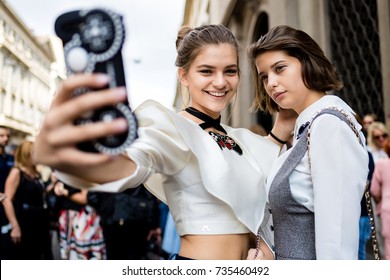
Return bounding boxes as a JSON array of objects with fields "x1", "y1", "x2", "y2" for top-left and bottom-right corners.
[{"x1": 359, "y1": 216, "x2": 371, "y2": 260}]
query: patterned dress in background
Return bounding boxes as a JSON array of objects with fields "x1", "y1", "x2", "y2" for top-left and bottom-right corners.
[{"x1": 58, "y1": 205, "x2": 106, "y2": 259}]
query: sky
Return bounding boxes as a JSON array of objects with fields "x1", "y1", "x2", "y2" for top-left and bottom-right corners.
[{"x1": 7, "y1": 0, "x2": 186, "y2": 109}]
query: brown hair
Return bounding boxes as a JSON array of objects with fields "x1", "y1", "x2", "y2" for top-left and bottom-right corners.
[
  {"x1": 175, "y1": 24, "x2": 240, "y2": 73},
  {"x1": 14, "y1": 141, "x2": 34, "y2": 170},
  {"x1": 247, "y1": 25, "x2": 343, "y2": 114}
]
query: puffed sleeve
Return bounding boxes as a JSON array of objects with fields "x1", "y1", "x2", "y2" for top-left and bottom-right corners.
[
  {"x1": 127, "y1": 101, "x2": 191, "y2": 175},
  {"x1": 57, "y1": 100, "x2": 191, "y2": 197},
  {"x1": 309, "y1": 114, "x2": 368, "y2": 259}
]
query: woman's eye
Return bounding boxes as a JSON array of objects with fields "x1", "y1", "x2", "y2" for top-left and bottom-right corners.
[
  {"x1": 225, "y1": 69, "x2": 238, "y2": 75},
  {"x1": 275, "y1": 65, "x2": 285, "y2": 72},
  {"x1": 199, "y1": 69, "x2": 212, "y2": 74},
  {"x1": 260, "y1": 75, "x2": 268, "y2": 84}
]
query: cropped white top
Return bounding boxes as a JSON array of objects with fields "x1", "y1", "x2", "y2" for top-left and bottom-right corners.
[{"x1": 58, "y1": 100, "x2": 279, "y2": 236}]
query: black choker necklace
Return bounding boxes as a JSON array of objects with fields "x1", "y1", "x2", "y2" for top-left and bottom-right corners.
[
  {"x1": 185, "y1": 107, "x2": 242, "y2": 155},
  {"x1": 185, "y1": 107, "x2": 227, "y2": 134}
]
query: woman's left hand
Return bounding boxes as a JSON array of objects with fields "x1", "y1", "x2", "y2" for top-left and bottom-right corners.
[
  {"x1": 10, "y1": 226, "x2": 21, "y2": 244},
  {"x1": 272, "y1": 108, "x2": 298, "y2": 140}
]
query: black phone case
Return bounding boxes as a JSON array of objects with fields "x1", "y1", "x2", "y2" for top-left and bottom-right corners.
[{"x1": 55, "y1": 8, "x2": 138, "y2": 154}]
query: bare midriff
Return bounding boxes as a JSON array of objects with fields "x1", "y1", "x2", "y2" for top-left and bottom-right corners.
[{"x1": 179, "y1": 233, "x2": 250, "y2": 260}]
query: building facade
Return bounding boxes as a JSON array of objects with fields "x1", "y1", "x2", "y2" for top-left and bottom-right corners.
[
  {"x1": 0, "y1": 1, "x2": 65, "y2": 144},
  {"x1": 178, "y1": 0, "x2": 390, "y2": 132}
]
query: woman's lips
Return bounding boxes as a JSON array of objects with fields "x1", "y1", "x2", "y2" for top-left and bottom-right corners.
[{"x1": 273, "y1": 91, "x2": 285, "y2": 101}]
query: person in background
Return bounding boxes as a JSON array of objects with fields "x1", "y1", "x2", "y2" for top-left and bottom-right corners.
[
  {"x1": 247, "y1": 25, "x2": 368, "y2": 259},
  {"x1": 2, "y1": 140, "x2": 52, "y2": 259},
  {"x1": 367, "y1": 121, "x2": 389, "y2": 162},
  {"x1": 366, "y1": 121, "x2": 389, "y2": 258},
  {"x1": 52, "y1": 175, "x2": 106, "y2": 260},
  {"x1": 32, "y1": 24, "x2": 296, "y2": 260},
  {"x1": 45, "y1": 171, "x2": 63, "y2": 259},
  {"x1": 359, "y1": 151, "x2": 375, "y2": 259},
  {"x1": 87, "y1": 185, "x2": 161, "y2": 260},
  {"x1": 371, "y1": 138, "x2": 390, "y2": 260},
  {"x1": 362, "y1": 114, "x2": 377, "y2": 132},
  {"x1": 5, "y1": 143, "x2": 17, "y2": 157},
  {"x1": 0, "y1": 126, "x2": 14, "y2": 259},
  {"x1": 355, "y1": 114, "x2": 376, "y2": 260},
  {"x1": 161, "y1": 210, "x2": 181, "y2": 258}
]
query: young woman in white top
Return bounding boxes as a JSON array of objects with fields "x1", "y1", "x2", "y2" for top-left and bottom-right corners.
[
  {"x1": 33, "y1": 24, "x2": 296, "y2": 260},
  {"x1": 247, "y1": 25, "x2": 368, "y2": 259}
]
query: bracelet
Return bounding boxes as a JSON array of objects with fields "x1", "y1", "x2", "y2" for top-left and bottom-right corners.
[{"x1": 269, "y1": 131, "x2": 287, "y2": 145}]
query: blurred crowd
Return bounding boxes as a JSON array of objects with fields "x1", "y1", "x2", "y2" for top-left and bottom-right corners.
[{"x1": 0, "y1": 125, "x2": 179, "y2": 260}]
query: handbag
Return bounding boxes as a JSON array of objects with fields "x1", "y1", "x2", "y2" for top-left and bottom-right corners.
[
  {"x1": 306, "y1": 107, "x2": 380, "y2": 260},
  {"x1": 112, "y1": 185, "x2": 157, "y2": 224}
]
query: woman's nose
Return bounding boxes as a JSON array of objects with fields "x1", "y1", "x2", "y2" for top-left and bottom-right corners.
[
  {"x1": 266, "y1": 73, "x2": 278, "y2": 88},
  {"x1": 212, "y1": 73, "x2": 227, "y2": 88}
]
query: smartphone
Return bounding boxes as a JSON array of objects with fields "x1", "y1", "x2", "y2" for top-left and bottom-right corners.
[{"x1": 54, "y1": 8, "x2": 138, "y2": 154}]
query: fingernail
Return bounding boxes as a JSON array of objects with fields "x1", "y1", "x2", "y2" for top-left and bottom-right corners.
[
  {"x1": 115, "y1": 119, "x2": 128, "y2": 130},
  {"x1": 95, "y1": 74, "x2": 110, "y2": 84},
  {"x1": 114, "y1": 87, "x2": 127, "y2": 99}
]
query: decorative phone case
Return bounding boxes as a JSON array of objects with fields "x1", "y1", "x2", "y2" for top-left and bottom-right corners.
[{"x1": 55, "y1": 8, "x2": 138, "y2": 154}]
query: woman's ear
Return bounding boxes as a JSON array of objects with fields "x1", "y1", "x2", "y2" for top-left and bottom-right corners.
[{"x1": 178, "y1": 68, "x2": 189, "y2": 87}]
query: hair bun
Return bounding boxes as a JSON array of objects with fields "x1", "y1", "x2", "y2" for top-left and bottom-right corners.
[{"x1": 176, "y1": 26, "x2": 193, "y2": 49}]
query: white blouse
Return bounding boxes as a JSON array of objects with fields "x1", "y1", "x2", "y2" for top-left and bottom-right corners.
[
  {"x1": 59, "y1": 100, "x2": 280, "y2": 238},
  {"x1": 266, "y1": 95, "x2": 369, "y2": 259}
]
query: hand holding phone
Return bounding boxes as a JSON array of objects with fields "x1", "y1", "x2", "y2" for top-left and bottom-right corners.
[{"x1": 55, "y1": 8, "x2": 138, "y2": 154}]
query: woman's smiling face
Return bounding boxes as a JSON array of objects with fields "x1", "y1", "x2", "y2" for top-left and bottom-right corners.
[{"x1": 179, "y1": 43, "x2": 239, "y2": 119}]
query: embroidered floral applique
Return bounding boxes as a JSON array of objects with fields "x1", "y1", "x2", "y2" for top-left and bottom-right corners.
[{"x1": 209, "y1": 131, "x2": 243, "y2": 156}]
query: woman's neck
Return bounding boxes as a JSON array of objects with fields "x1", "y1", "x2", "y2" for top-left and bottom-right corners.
[
  {"x1": 295, "y1": 91, "x2": 326, "y2": 114},
  {"x1": 188, "y1": 104, "x2": 221, "y2": 119},
  {"x1": 19, "y1": 166, "x2": 38, "y2": 178},
  {"x1": 183, "y1": 106, "x2": 227, "y2": 134}
]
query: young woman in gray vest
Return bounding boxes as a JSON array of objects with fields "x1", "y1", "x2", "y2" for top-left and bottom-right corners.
[{"x1": 247, "y1": 25, "x2": 368, "y2": 259}]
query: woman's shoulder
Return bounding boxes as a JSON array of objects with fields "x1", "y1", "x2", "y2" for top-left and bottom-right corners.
[
  {"x1": 9, "y1": 166, "x2": 21, "y2": 176},
  {"x1": 301, "y1": 96, "x2": 357, "y2": 124},
  {"x1": 5, "y1": 167, "x2": 22, "y2": 186},
  {"x1": 375, "y1": 158, "x2": 390, "y2": 168},
  {"x1": 134, "y1": 100, "x2": 185, "y2": 126},
  {"x1": 308, "y1": 106, "x2": 360, "y2": 134},
  {"x1": 133, "y1": 100, "x2": 204, "y2": 142},
  {"x1": 135, "y1": 99, "x2": 175, "y2": 115}
]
